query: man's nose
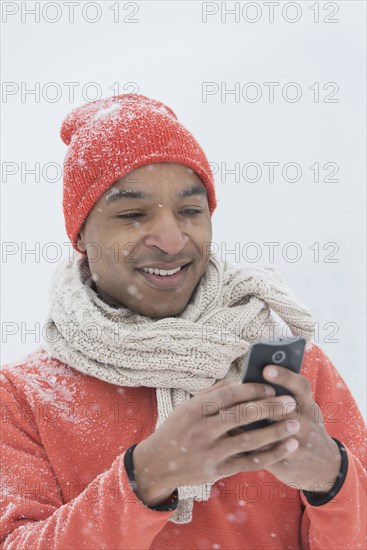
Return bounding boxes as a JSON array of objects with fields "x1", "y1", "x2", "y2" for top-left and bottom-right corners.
[{"x1": 144, "y1": 211, "x2": 189, "y2": 255}]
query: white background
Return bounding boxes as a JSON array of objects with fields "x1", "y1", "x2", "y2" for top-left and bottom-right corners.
[{"x1": 1, "y1": 1, "x2": 366, "y2": 418}]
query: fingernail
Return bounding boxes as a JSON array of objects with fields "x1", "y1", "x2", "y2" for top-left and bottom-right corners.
[
  {"x1": 286, "y1": 420, "x2": 300, "y2": 433},
  {"x1": 286, "y1": 439, "x2": 299, "y2": 452},
  {"x1": 265, "y1": 366, "x2": 278, "y2": 378},
  {"x1": 265, "y1": 385, "x2": 276, "y2": 396}
]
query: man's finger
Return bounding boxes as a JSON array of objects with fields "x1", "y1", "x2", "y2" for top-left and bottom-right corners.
[
  {"x1": 218, "y1": 418, "x2": 301, "y2": 458},
  {"x1": 213, "y1": 394, "x2": 297, "y2": 436},
  {"x1": 262, "y1": 365, "x2": 314, "y2": 408},
  {"x1": 197, "y1": 381, "x2": 276, "y2": 418},
  {"x1": 224, "y1": 437, "x2": 299, "y2": 476}
]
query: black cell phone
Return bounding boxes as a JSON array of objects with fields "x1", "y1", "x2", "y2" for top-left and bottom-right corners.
[{"x1": 239, "y1": 337, "x2": 306, "y2": 431}]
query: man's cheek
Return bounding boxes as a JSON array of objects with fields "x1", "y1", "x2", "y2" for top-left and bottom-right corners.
[
  {"x1": 122, "y1": 242, "x2": 140, "y2": 267},
  {"x1": 97, "y1": 239, "x2": 121, "y2": 265},
  {"x1": 103, "y1": 240, "x2": 139, "y2": 266}
]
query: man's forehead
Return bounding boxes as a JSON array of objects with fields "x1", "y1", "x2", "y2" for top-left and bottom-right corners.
[
  {"x1": 104, "y1": 184, "x2": 208, "y2": 204},
  {"x1": 103, "y1": 163, "x2": 207, "y2": 203}
]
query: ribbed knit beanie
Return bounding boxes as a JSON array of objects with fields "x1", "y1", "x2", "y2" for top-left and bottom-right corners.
[{"x1": 60, "y1": 94, "x2": 217, "y2": 253}]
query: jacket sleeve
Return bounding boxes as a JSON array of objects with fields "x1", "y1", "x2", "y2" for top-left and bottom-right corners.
[
  {"x1": 299, "y1": 344, "x2": 367, "y2": 550},
  {"x1": 0, "y1": 373, "x2": 175, "y2": 550}
]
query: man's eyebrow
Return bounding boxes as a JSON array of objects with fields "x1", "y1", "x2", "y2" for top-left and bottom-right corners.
[
  {"x1": 105, "y1": 185, "x2": 208, "y2": 203},
  {"x1": 179, "y1": 185, "x2": 208, "y2": 199},
  {"x1": 105, "y1": 189, "x2": 150, "y2": 203}
]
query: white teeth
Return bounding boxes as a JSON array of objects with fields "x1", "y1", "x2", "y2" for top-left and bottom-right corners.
[{"x1": 142, "y1": 266, "x2": 182, "y2": 276}]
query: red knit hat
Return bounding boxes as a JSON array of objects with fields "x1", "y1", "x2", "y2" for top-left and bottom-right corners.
[{"x1": 60, "y1": 94, "x2": 217, "y2": 253}]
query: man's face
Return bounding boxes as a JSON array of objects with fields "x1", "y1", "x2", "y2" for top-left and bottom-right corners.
[{"x1": 77, "y1": 163, "x2": 212, "y2": 318}]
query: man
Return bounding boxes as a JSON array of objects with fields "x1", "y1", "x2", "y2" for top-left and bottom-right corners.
[{"x1": 1, "y1": 94, "x2": 366, "y2": 549}]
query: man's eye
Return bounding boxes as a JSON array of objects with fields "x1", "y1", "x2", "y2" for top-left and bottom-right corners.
[
  {"x1": 117, "y1": 213, "x2": 143, "y2": 219},
  {"x1": 182, "y1": 209, "x2": 202, "y2": 216}
]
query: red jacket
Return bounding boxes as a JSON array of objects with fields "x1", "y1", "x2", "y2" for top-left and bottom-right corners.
[{"x1": 1, "y1": 343, "x2": 366, "y2": 549}]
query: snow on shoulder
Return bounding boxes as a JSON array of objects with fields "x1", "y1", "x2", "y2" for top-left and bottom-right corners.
[{"x1": 1, "y1": 349, "x2": 82, "y2": 423}]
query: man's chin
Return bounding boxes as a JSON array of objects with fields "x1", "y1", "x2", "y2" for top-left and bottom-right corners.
[
  {"x1": 94, "y1": 288, "x2": 189, "y2": 318},
  {"x1": 133, "y1": 297, "x2": 190, "y2": 319},
  {"x1": 141, "y1": 305, "x2": 188, "y2": 319}
]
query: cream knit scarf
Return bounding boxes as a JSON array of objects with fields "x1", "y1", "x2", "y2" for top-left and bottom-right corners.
[{"x1": 43, "y1": 252, "x2": 315, "y2": 524}]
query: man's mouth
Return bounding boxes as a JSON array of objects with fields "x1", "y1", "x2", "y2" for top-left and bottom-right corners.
[
  {"x1": 136, "y1": 262, "x2": 191, "y2": 288},
  {"x1": 140, "y1": 265, "x2": 183, "y2": 276}
]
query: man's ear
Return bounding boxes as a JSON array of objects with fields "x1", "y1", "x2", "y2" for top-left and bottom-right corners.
[{"x1": 76, "y1": 232, "x2": 86, "y2": 253}]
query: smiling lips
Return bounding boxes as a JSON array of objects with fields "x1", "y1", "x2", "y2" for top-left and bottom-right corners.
[
  {"x1": 137, "y1": 263, "x2": 191, "y2": 289},
  {"x1": 141, "y1": 266, "x2": 182, "y2": 276}
]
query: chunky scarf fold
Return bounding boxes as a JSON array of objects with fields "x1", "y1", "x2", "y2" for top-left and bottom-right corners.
[{"x1": 42, "y1": 253, "x2": 315, "y2": 524}]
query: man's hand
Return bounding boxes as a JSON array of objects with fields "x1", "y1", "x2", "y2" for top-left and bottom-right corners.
[
  {"x1": 132, "y1": 371, "x2": 340, "y2": 506},
  {"x1": 261, "y1": 365, "x2": 342, "y2": 493}
]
